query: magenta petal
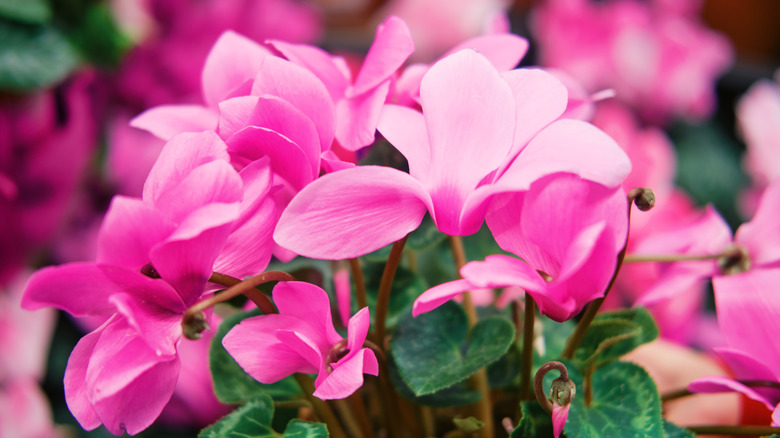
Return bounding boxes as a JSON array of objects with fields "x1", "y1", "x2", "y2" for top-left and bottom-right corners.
[
  {"x1": 350, "y1": 15, "x2": 414, "y2": 97},
  {"x1": 313, "y1": 348, "x2": 377, "y2": 400},
  {"x1": 130, "y1": 105, "x2": 218, "y2": 141},
  {"x1": 419, "y1": 51, "x2": 515, "y2": 234},
  {"x1": 251, "y1": 56, "x2": 335, "y2": 152},
  {"x1": 460, "y1": 255, "x2": 549, "y2": 291},
  {"x1": 275, "y1": 329, "x2": 327, "y2": 376},
  {"x1": 736, "y1": 179, "x2": 780, "y2": 265},
  {"x1": 213, "y1": 159, "x2": 277, "y2": 278},
  {"x1": 109, "y1": 293, "x2": 181, "y2": 356},
  {"x1": 377, "y1": 104, "x2": 431, "y2": 179},
  {"x1": 201, "y1": 31, "x2": 271, "y2": 108},
  {"x1": 143, "y1": 131, "x2": 231, "y2": 204},
  {"x1": 413, "y1": 278, "x2": 476, "y2": 317},
  {"x1": 497, "y1": 119, "x2": 631, "y2": 191},
  {"x1": 22, "y1": 263, "x2": 184, "y2": 316},
  {"x1": 64, "y1": 326, "x2": 103, "y2": 431},
  {"x1": 274, "y1": 166, "x2": 431, "y2": 259},
  {"x1": 273, "y1": 282, "x2": 341, "y2": 346},
  {"x1": 689, "y1": 375, "x2": 775, "y2": 411},
  {"x1": 444, "y1": 34, "x2": 529, "y2": 72},
  {"x1": 223, "y1": 314, "x2": 320, "y2": 382},
  {"x1": 269, "y1": 40, "x2": 349, "y2": 99},
  {"x1": 227, "y1": 126, "x2": 313, "y2": 190},
  {"x1": 552, "y1": 403, "x2": 570, "y2": 438},
  {"x1": 345, "y1": 307, "x2": 371, "y2": 356},
  {"x1": 96, "y1": 196, "x2": 172, "y2": 268},
  {"x1": 151, "y1": 203, "x2": 239, "y2": 305},
  {"x1": 336, "y1": 80, "x2": 391, "y2": 151}
]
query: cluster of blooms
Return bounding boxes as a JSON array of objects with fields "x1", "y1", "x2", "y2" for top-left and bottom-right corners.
[{"x1": 9, "y1": 0, "x2": 780, "y2": 436}]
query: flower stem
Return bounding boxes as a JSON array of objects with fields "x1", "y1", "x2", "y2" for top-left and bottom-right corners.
[
  {"x1": 561, "y1": 188, "x2": 654, "y2": 359},
  {"x1": 685, "y1": 425, "x2": 780, "y2": 435},
  {"x1": 533, "y1": 361, "x2": 570, "y2": 414},
  {"x1": 448, "y1": 235, "x2": 493, "y2": 438},
  {"x1": 519, "y1": 293, "x2": 536, "y2": 401},
  {"x1": 294, "y1": 374, "x2": 348, "y2": 438},
  {"x1": 349, "y1": 258, "x2": 368, "y2": 310},
  {"x1": 623, "y1": 246, "x2": 744, "y2": 264},
  {"x1": 374, "y1": 235, "x2": 408, "y2": 350}
]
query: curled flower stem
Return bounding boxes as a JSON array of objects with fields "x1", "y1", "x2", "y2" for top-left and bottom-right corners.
[
  {"x1": 661, "y1": 379, "x2": 780, "y2": 402},
  {"x1": 562, "y1": 188, "x2": 654, "y2": 359},
  {"x1": 519, "y1": 293, "x2": 537, "y2": 401},
  {"x1": 685, "y1": 425, "x2": 780, "y2": 435},
  {"x1": 449, "y1": 234, "x2": 494, "y2": 438},
  {"x1": 533, "y1": 361, "x2": 570, "y2": 414},
  {"x1": 182, "y1": 271, "x2": 294, "y2": 340},
  {"x1": 294, "y1": 374, "x2": 348, "y2": 438},
  {"x1": 349, "y1": 258, "x2": 368, "y2": 310},
  {"x1": 374, "y1": 235, "x2": 408, "y2": 350}
]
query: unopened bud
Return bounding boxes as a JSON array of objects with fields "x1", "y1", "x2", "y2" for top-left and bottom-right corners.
[{"x1": 632, "y1": 188, "x2": 655, "y2": 212}]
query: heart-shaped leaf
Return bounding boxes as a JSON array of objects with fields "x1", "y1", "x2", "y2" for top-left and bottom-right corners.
[
  {"x1": 0, "y1": 0, "x2": 50, "y2": 24},
  {"x1": 391, "y1": 301, "x2": 515, "y2": 396},
  {"x1": 388, "y1": 356, "x2": 481, "y2": 407},
  {"x1": 574, "y1": 307, "x2": 658, "y2": 367},
  {"x1": 199, "y1": 395, "x2": 329, "y2": 438}
]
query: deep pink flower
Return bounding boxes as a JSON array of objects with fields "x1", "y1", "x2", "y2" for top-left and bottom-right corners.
[
  {"x1": 552, "y1": 403, "x2": 570, "y2": 438},
  {"x1": 274, "y1": 49, "x2": 630, "y2": 260},
  {"x1": 414, "y1": 174, "x2": 628, "y2": 322},
  {"x1": 532, "y1": 0, "x2": 733, "y2": 124},
  {"x1": 223, "y1": 281, "x2": 378, "y2": 400},
  {"x1": 21, "y1": 131, "x2": 275, "y2": 434}
]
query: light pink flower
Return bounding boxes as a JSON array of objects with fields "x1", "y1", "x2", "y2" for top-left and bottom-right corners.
[
  {"x1": 414, "y1": 175, "x2": 628, "y2": 322},
  {"x1": 0, "y1": 378, "x2": 64, "y2": 438},
  {"x1": 532, "y1": 0, "x2": 733, "y2": 124},
  {"x1": 223, "y1": 281, "x2": 378, "y2": 400},
  {"x1": 274, "y1": 49, "x2": 630, "y2": 260}
]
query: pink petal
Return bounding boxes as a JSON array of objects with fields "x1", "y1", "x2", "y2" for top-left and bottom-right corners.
[
  {"x1": 251, "y1": 56, "x2": 335, "y2": 152},
  {"x1": 273, "y1": 166, "x2": 431, "y2": 259},
  {"x1": 85, "y1": 318, "x2": 181, "y2": 435},
  {"x1": 130, "y1": 105, "x2": 218, "y2": 141},
  {"x1": 443, "y1": 34, "x2": 529, "y2": 72},
  {"x1": 275, "y1": 329, "x2": 328, "y2": 376},
  {"x1": 96, "y1": 196, "x2": 173, "y2": 268},
  {"x1": 496, "y1": 119, "x2": 632, "y2": 192},
  {"x1": 227, "y1": 126, "x2": 313, "y2": 190},
  {"x1": 376, "y1": 104, "x2": 430, "y2": 179},
  {"x1": 201, "y1": 31, "x2": 271, "y2": 108},
  {"x1": 64, "y1": 325, "x2": 103, "y2": 431},
  {"x1": 336, "y1": 80, "x2": 391, "y2": 151},
  {"x1": 713, "y1": 269, "x2": 780, "y2": 367},
  {"x1": 213, "y1": 159, "x2": 277, "y2": 278},
  {"x1": 313, "y1": 348, "x2": 377, "y2": 400},
  {"x1": 689, "y1": 375, "x2": 776, "y2": 412},
  {"x1": 109, "y1": 293, "x2": 181, "y2": 356},
  {"x1": 460, "y1": 255, "x2": 548, "y2": 291},
  {"x1": 350, "y1": 16, "x2": 414, "y2": 97},
  {"x1": 413, "y1": 278, "x2": 477, "y2": 317},
  {"x1": 223, "y1": 314, "x2": 321, "y2": 382},
  {"x1": 142, "y1": 131, "x2": 231, "y2": 204},
  {"x1": 22, "y1": 263, "x2": 184, "y2": 317},
  {"x1": 736, "y1": 179, "x2": 780, "y2": 266},
  {"x1": 420, "y1": 50, "x2": 515, "y2": 234},
  {"x1": 345, "y1": 307, "x2": 371, "y2": 356},
  {"x1": 552, "y1": 403, "x2": 570, "y2": 438},
  {"x1": 151, "y1": 202, "x2": 239, "y2": 305},
  {"x1": 269, "y1": 40, "x2": 349, "y2": 99},
  {"x1": 273, "y1": 282, "x2": 341, "y2": 346}
]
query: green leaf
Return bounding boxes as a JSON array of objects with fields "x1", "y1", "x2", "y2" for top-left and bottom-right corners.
[
  {"x1": 662, "y1": 420, "x2": 695, "y2": 438},
  {"x1": 511, "y1": 400, "x2": 554, "y2": 437},
  {"x1": 282, "y1": 420, "x2": 329, "y2": 438},
  {"x1": 199, "y1": 395, "x2": 276, "y2": 438},
  {"x1": 210, "y1": 309, "x2": 300, "y2": 404},
  {"x1": 574, "y1": 307, "x2": 658, "y2": 368},
  {"x1": 388, "y1": 356, "x2": 481, "y2": 407},
  {"x1": 391, "y1": 301, "x2": 515, "y2": 395},
  {"x1": 0, "y1": 0, "x2": 51, "y2": 24},
  {"x1": 0, "y1": 19, "x2": 79, "y2": 91},
  {"x1": 63, "y1": 2, "x2": 130, "y2": 68},
  {"x1": 565, "y1": 361, "x2": 664, "y2": 438},
  {"x1": 453, "y1": 417, "x2": 484, "y2": 433}
]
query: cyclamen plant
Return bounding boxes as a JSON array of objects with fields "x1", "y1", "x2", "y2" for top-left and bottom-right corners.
[{"x1": 20, "y1": 14, "x2": 780, "y2": 438}]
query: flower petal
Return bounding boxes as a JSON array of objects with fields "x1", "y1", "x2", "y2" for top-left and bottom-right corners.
[
  {"x1": 269, "y1": 40, "x2": 349, "y2": 99},
  {"x1": 64, "y1": 325, "x2": 104, "y2": 431},
  {"x1": 130, "y1": 105, "x2": 218, "y2": 141},
  {"x1": 552, "y1": 403, "x2": 570, "y2": 438},
  {"x1": 350, "y1": 15, "x2": 414, "y2": 97},
  {"x1": 313, "y1": 348, "x2": 377, "y2": 400},
  {"x1": 444, "y1": 34, "x2": 529, "y2": 72},
  {"x1": 273, "y1": 282, "x2": 341, "y2": 346},
  {"x1": 274, "y1": 166, "x2": 431, "y2": 259},
  {"x1": 413, "y1": 278, "x2": 477, "y2": 317},
  {"x1": 336, "y1": 80, "x2": 391, "y2": 151},
  {"x1": 202, "y1": 31, "x2": 271, "y2": 108},
  {"x1": 109, "y1": 293, "x2": 181, "y2": 356},
  {"x1": 377, "y1": 104, "x2": 431, "y2": 179},
  {"x1": 227, "y1": 126, "x2": 313, "y2": 190}
]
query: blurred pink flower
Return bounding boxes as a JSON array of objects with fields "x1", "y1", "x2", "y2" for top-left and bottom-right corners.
[
  {"x1": 0, "y1": 378, "x2": 64, "y2": 438},
  {"x1": 532, "y1": 0, "x2": 733, "y2": 124},
  {"x1": 223, "y1": 281, "x2": 378, "y2": 400}
]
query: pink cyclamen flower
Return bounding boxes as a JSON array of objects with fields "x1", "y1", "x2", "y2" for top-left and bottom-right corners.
[
  {"x1": 274, "y1": 49, "x2": 630, "y2": 260},
  {"x1": 552, "y1": 403, "x2": 570, "y2": 438},
  {"x1": 21, "y1": 131, "x2": 275, "y2": 434},
  {"x1": 532, "y1": 0, "x2": 733, "y2": 124},
  {"x1": 223, "y1": 281, "x2": 378, "y2": 400},
  {"x1": 414, "y1": 174, "x2": 627, "y2": 322},
  {"x1": 689, "y1": 179, "x2": 780, "y2": 422}
]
